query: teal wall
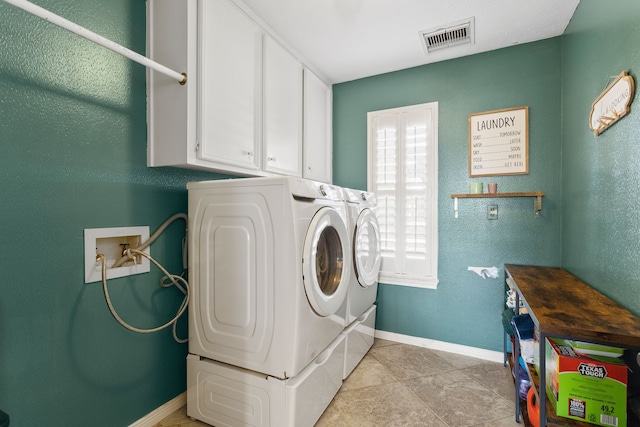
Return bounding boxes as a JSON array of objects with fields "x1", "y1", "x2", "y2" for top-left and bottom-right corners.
[
  {"x1": 333, "y1": 39, "x2": 563, "y2": 350},
  {"x1": 2, "y1": 0, "x2": 639, "y2": 425},
  {"x1": 561, "y1": 0, "x2": 640, "y2": 314},
  {"x1": 0, "y1": 0, "x2": 225, "y2": 425},
  {"x1": 334, "y1": 0, "x2": 640, "y2": 354}
]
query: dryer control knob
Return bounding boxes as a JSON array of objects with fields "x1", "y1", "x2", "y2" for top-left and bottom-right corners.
[
  {"x1": 360, "y1": 192, "x2": 367, "y2": 201},
  {"x1": 319, "y1": 185, "x2": 328, "y2": 196}
]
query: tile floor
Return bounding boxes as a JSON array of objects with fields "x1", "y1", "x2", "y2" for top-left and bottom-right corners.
[{"x1": 155, "y1": 339, "x2": 520, "y2": 427}]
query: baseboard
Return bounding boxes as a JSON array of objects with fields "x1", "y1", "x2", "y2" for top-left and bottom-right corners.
[
  {"x1": 374, "y1": 330, "x2": 504, "y2": 363},
  {"x1": 128, "y1": 391, "x2": 186, "y2": 427}
]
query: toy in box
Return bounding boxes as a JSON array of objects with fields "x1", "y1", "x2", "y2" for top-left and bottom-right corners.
[{"x1": 545, "y1": 337, "x2": 627, "y2": 427}]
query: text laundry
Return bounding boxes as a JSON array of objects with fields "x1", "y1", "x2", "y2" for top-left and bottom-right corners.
[{"x1": 476, "y1": 116, "x2": 516, "y2": 131}]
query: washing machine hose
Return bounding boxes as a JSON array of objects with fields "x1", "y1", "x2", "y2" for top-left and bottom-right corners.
[{"x1": 96, "y1": 214, "x2": 190, "y2": 343}]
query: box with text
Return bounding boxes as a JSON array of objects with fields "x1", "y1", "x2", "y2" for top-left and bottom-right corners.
[{"x1": 546, "y1": 337, "x2": 627, "y2": 427}]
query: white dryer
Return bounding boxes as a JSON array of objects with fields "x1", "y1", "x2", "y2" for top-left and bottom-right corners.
[
  {"x1": 343, "y1": 188, "x2": 381, "y2": 323},
  {"x1": 342, "y1": 187, "x2": 381, "y2": 378},
  {"x1": 187, "y1": 176, "x2": 350, "y2": 379}
]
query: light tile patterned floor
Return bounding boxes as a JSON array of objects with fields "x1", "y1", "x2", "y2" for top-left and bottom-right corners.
[{"x1": 155, "y1": 339, "x2": 520, "y2": 427}]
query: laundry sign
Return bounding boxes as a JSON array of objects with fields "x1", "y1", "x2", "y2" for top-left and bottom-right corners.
[
  {"x1": 468, "y1": 106, "x2": 529, "y2": 177},
  {"x1": 590, "y1": 71, "x2": 635, "y2": 136}
]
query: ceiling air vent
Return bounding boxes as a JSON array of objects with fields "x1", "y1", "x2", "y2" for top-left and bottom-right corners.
[{"x1": 419, "y1": 17, "x2": 475, "y2": 54}]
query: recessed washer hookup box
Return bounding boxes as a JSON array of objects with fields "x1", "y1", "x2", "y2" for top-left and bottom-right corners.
[{"x1": 545, "y1": 337, "x2": 627, "y2": 427}]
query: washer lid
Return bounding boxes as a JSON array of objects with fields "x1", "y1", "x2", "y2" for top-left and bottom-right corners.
[
  {"x1": 354, "y1": 208, "x2": 381, "y2": 288},
  {"x1": 302, "y1": 207, "x2": 349, "y2": 317}
]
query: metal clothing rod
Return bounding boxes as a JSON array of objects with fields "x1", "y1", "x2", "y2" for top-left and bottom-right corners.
[{"x1": 2, "y1": 0, "x2": 187, "y2": 85}]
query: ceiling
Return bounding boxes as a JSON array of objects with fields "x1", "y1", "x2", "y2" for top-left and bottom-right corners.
[{"x1": 239, "y1": 0, "x2": 580, "y2": 84}]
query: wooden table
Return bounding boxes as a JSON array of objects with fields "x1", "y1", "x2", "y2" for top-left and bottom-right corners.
[{"x1": 504, "y1": 264, "x2": 640, "y2": 426}]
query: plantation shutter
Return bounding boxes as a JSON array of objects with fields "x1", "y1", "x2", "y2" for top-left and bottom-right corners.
[
  {"x1": 372, "y1": 113, "x2": 400, "y2": 274},
  {"x1": 368, "y1": 102, "x2": 438, "y2": 288}
]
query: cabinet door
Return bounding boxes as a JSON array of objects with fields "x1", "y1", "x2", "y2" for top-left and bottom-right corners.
[
  {"x1": 263, "y1": 36, "x2": 303, "y2": 176},
  {"x1": 198, "y1": 0, "x2": 261, "y2": 170},
  {"x1": 303, "y1": 69, "x2": 332, "y2": 183}
]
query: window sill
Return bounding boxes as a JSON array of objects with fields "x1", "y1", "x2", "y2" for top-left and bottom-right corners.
[{"x1": 379, "y1": 273, "x2": 438, "y2": 289}]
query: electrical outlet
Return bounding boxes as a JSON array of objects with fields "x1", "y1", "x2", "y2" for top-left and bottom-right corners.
[
  {"x1": 488, "y1": 205, "x2": 498, "y2": 220},
  {"x1": 84, "y1": 226, "x2": 150, "y2": 283}
]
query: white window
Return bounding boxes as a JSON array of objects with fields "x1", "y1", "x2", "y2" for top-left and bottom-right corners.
[{"x1": 367, "y1": 102, "x2": 438, "y2": 289}]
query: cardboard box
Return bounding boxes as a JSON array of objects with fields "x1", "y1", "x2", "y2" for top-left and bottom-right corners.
[{"x1": 545, "y1": 337, "x2": 627, "y2": 427}]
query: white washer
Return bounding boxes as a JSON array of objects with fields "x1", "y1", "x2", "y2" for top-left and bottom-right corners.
[
  {"x1": 342, "y1": 188, "x2": 381, "y2": 378},
  {"x1": 187, "y1": 176, "x2": 349, "y2": 379},
  {"x1": 343, "y1": 188, "x2": 381, "y2": 324}
]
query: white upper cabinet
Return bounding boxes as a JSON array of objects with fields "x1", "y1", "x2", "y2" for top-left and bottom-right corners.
[
  {"x1": 262, "y1": 36, "x2": 303, "y2": 176},
  {"x1": 147, "y1": 0, "x2": 330, "y2": 180},
  {"x1": 303, "y1": 68, "x2": 332, "y2": 183},
  {"x1": 198, "y1": 0, "x2": 261, "y2": 171}
]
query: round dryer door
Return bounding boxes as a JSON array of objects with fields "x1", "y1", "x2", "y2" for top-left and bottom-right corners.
[
  {"x1": 354, "y1": 208, "x2": 382, "y2": 288},
  {"x1": 302, "y1": 207, "x2": 349, "y2": 317}
]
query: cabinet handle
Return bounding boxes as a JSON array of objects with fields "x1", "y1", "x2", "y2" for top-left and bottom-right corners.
[
  {"x1": 245, "y1": 151, "x2": 254, "y2": 157},
  {"x1": 268, "y1": 156, "x2": 276, "y2": 162}
]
